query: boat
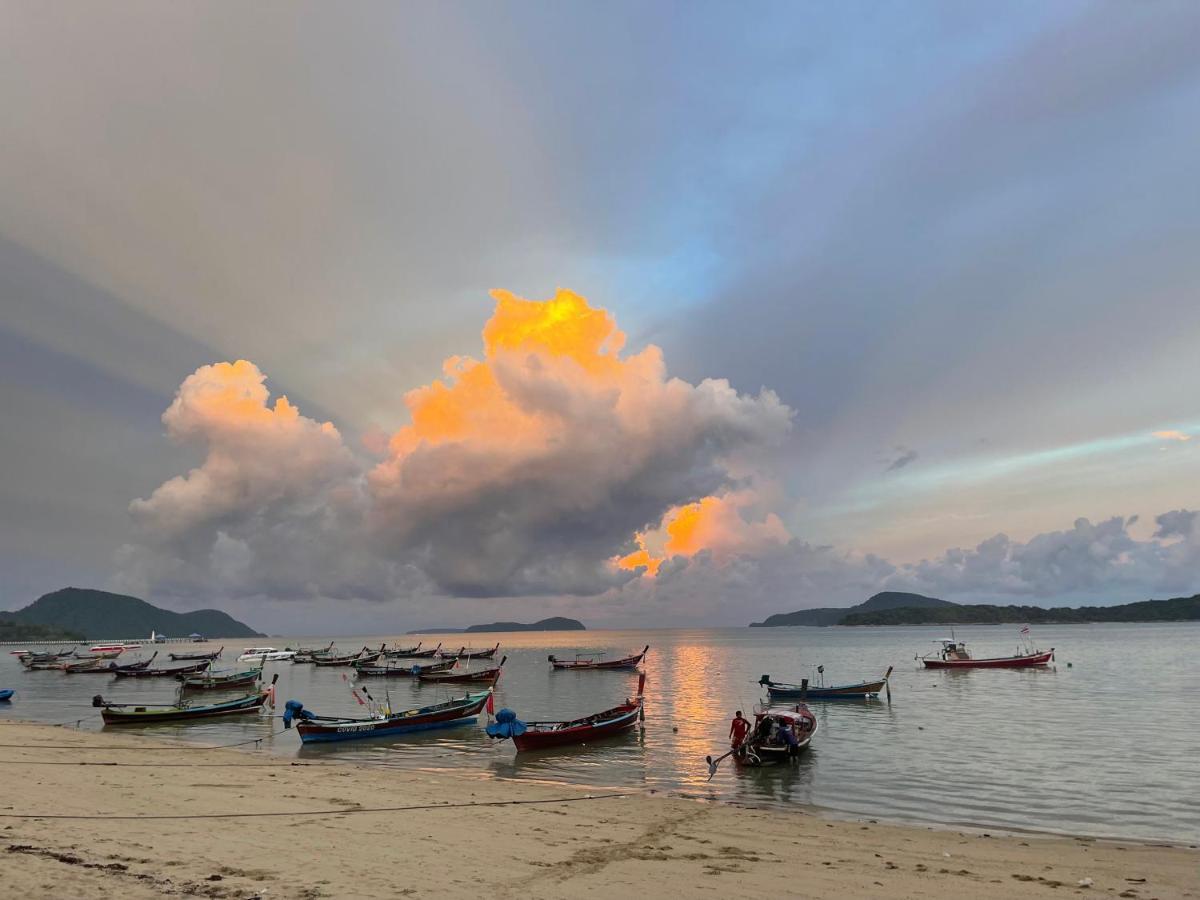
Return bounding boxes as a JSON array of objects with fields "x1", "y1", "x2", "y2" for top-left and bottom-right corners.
[
  {"x1": 112, "y1": 660, "x2": 211, "y2": 679},
  {"x1": 91, "y1": 643, "x2": 139, "y2": 653},
  {"x1": 548, "y1": 645, "x2": 649, "y2": 671},
  {"x1": 311, "y1": 645, "x2": 386, "y2": 667},
  {"x1": 66, "y1": 652, "x2": 160, "y2": 675},
  {"x1": 76, "y1": 649, "x2": 124, "y2": 660},
  {"x1": 918, "y1": 630, "x2": 1054, "y2": 669},
  {"x1": 168, "y1": 645, "x2": 224, "y2": 661},
  {"x1": 488, "y1": 674, "x2": 645, "y2": 751},
  {"x1": 237, "y1": 647, "x2": 297, "y2": 662},
  {"x1": 440, "y1": 642, "x2": 500, "y2": 660},
  {"x1": 354, "y1": 659, "x2": 457, "y2": 678},
  {"x1": 0, "y1": 689, "x2": 13, "y2": 702},
  {"x1": 418, "y1": 656, "x2": 506, "y2": 685},
  {"x1": 759, "y1": 666, "x2": 893, "y2": 701},
  {"x1": 94, "y1": 675, "x2": 277, "y2": 725},
  {"x1": 706, "y1": 702, "x2": 818, "y2": 776},
  {"x1": 179, "y1": 666, "x2": 262, "y2": 691},
  {"x1": 283, "y1": 690, "x2": 491, "y2": 744},
  {"x1": 292, "y1": 642, "x2": 336, "y2": 663},
  {"x1": 404, "y1": 642, "x2": 442, "y2": 659},
  {"x1": 381, "y1": 642, "x2": 424, "y2": 658},
  {"x1": 60, "y1": 657, "x2": 106, "y2": 673},
  {"x1": 14, "y1": 647, "x2": 75, "y2": 662}
]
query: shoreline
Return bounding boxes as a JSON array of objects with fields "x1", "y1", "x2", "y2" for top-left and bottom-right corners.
[{"x1": 1, "y1": 721, "x2": 1195, "y2": 899}]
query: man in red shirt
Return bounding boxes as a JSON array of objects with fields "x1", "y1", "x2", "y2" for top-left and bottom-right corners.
[{"x1": 729, "y1": 710, "x2": 751, "y2": 749}]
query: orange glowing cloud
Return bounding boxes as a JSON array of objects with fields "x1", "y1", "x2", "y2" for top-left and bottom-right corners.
[{"x1": 1153, "y1": 430, "x2": 1191, "y2": 442}]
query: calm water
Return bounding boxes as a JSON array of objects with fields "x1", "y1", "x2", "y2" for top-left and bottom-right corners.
[{"x1": 2, "y1": 623, "x2": 1197, "y2": 844}]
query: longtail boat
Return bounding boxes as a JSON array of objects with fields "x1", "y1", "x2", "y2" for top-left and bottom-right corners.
[
  {"x1": 168, "y1": 645, "x2": 223, "y2": 661},
  {"x1": 292, "y1": 642, "x2": 336, "y2": 664},
  {"x1": 759, "y1": 666, "x2": 892, "y2": 701},
  {"x1": 489, "y1": 674, "x2": 645, "y2": 752},
  {"x1": 312, "y1": 645, "x2": 386, "y2": 667},
  {"x1": 66, "y1": 652, "x2": 160, "y2": 675},
  {"x1": 15, "y1": 647, "x2": 75, "y2": 662},
  {"x1": 919, "y1": 631, "x2": 1054, "y2": 669},
  {"x1": 283, "y1": 690, "x2": 491, "y2": 744},
  {"x1": 0, "y1": 689, "x2": 13, "y2": 702},
  {"x1": 404, "y1": 642, "x2": 442, "y2": 659},
  {"x1": 112, "y1": 660, "x2": 211, "y2": 679},
  {"x1": 179, "y1": 666, "x2": 263, "y2": 690},
  {"x1": 418, "y1": 656, "x2": 506, "y2": 685},
  {"x1": 381, "y1": 642, "x2": 423, "y2": 658},
  {"x1": 58, "y1": 657, "x2": 103, "y2": 673},
  {"x1": 94, "y1": 675, "x2": 276, "y2": 725},
  {"x1": 75, "y1": 649, "x2": 124, "y2": 660},
  {"x1": 548, "y1": 645, "x2": 649, "y2": 671},
  {"x1": 440, "y1": 642, "x2": 500, "y2": 661},
  {"x1": 354, "y1": 659, "x2": 456, "y2": 678},
  {"x1": 706, "y1": 702, "x2": 818, "y2": 777}
]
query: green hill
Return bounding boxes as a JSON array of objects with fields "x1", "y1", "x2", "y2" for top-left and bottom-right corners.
[
  {"x1": 464, "y1": 617, "x2": 585, "y2": 633},
  {"x1": 0, "y1": 617, "x2": 84, "y2": 642},
  {"x1": 750, "y1": 591, "x2": 954, "y2": 627},
  {"x1": 840, "y1": 594, "x2": 1200, "y2": 626},
  {"x1": 7, "y1": 588, "x2": 264, "y2": 639}
]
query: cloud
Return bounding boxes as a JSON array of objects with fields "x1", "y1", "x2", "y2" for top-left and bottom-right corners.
[
  {"x1": 121, "y1": 290, "x2": 794, "y2": 602},
  {"x1": 885, "y1": 446, "x2": 919, "y2": 472},
  {"x1": 1153, "y1": 430, "x2": 1191, "y2": 442}
]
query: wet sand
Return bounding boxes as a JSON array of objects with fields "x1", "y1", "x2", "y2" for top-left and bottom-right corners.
[{"x1": 1, "y1": 721, "x2": 1195, "y2": 899}]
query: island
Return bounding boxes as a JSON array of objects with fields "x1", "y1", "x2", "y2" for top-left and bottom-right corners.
[
  {"x1": 0, "y1": 617, "x2": 84, "y2": 642},
  {"x1": 752, "y1": 591, "x2": 1200, "y2": 626},
  {"x1": 464, "y1": 617, "x2": 585, "y2": 632},
  {"x1": 3, "y1": 587, "x2": 264, "y2": 639}
]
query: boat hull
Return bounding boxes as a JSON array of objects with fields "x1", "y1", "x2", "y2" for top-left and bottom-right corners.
[
  {"x1": 549, "y1": 645, "x2": 649, "y2": 671},
  {"x1": 295, "y1": 693, "x2": 489, "y2": 744},
  {"x1": 512, "y1": 704, "x2": 641, "y2": 751},
  {"x1": 766, "y1": 680, "x2": 888, "y2": 700},
  {"x1": 100, "y1": 693, "x2": 267, "y2": 724},
  {"x1": 0, "y1": 690, "x2": 13, "y2": 701},
  {"x1": 923, "y1": 649, "x2": 1054, "y2": 669}
]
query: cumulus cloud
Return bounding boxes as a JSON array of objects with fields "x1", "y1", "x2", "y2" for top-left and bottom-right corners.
[{"x1": 121, "y1": 290, "x2": 793, "y2": 601}]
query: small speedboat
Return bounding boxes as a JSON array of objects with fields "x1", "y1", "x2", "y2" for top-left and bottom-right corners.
[{"x1": 237, "y1": 647, "x2": 297, "y2": 662}]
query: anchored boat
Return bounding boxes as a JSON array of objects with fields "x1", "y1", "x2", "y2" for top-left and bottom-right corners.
[
  {"x1": 94, "y1": 675, "x2": 276, "y2": 725},
  {"x1": 759, "y1": 666, "x2": 892, "y2": 700},
  {"x1": 706, "y1": 702, "x2": 818, "y2": 777},
  {"x1": 353, "y1": 659, "x2": 456, "y2": 678},
  {"x1": 418, "y1": 656, "x2": 506, "y2": 685},
  {"x1": 168, "y1": 645, "x2": 224, "y2": 661},
  {"x1": 488, "y1": 675, "x2": 645, "y2": 752},
  {"x1": 283, "y1": 690, "x2": 491, "y2": 744},
  {"x1": 548, "y1": 645, "x2": 649, "y2": 671},
  {"x1": 919, "y1": 628, "x2": 1054, "y2": 669}
]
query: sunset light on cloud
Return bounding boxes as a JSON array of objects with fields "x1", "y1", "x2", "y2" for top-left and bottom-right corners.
[{"x1": 1153, "y1": 430, "x2": 1191, "y2": 442}]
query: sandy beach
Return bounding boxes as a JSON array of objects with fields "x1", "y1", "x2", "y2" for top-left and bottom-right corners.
[{"x1": 0, "y1": 722, "x2": 1193, "y2": 899}]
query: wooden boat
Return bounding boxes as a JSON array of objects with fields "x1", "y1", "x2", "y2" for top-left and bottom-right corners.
[
  {"x1": 292, "y1": 642, "x2": 336, "y2": 663},
  {"x1": 74, "y1": 649, "x2": 124, "y2": 660},
  {"x1": 0, "y1": 689, "x2": 14, "y2": 701},
  {"x1": 706, "y1": 702, "x2": 818, "y2": 776},
  {"x1": 66, "y1": 652, "x2": 161, "y2": 675},
  {"x1": 404, "y1": 642, "x2": 442, "y2": 659},
  {"x1": 112, "y1": 660, "x2": 211, "y2": 679},
  {"x1": 24, "y1": 659, "x2": 76, "y2": 671},
  {"x1": 418, "y1": 656, "x2": 506, "y2": 685},
  {"x1": 919, "y1": 635, "x2": 1054, "y2": 669},
  {"x1": 179, "y1": 666, "x2": 263, "y2": 690},
  {"x1": 381, "y1": 642, "x2": 423, "y2": 658},
  {"x1": 312, "y1": 645, "x2": 386, "y2": 667},
  {"x1": 168, "y1": 645, "x2": 223, "y2": 661},
  {"x1": 759, "y1": 666, "x2": 892, "y2": 701},
  {"x1": 285, "y1": 690, "x2": 490, "y2": 744},
  {"x1": 548, "y1": 645, "x2": 648, "y2": 671},
  {"x1": 354, "y1": 659, "x2": 456, "y2": 678},
  {"x1": 490, "y1": 675, "x2": 645, "y2": 752},
  {"x1": 94, "y1": 676, "x2": 276, "y2": 725},
  {"x1": 15, "y1": 647, "x2": 75, "y2": 662},
  {"x1": 60, "y1": 657, "x2": 106, "y2": 673},
  {"x1": 440, "y1": 642, "x2": 500, "y2": 660}
]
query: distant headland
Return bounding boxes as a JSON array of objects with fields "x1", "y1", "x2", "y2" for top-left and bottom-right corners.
[
  {"x1": 408, "y1": 617, "x2": 585, "y2": 634},
  {"x1": 0, "y1": 587, "x2": 264, "y2": 640},
  {"x1": 752, "y1": 591, "x2": 1200, "y2": 627}
]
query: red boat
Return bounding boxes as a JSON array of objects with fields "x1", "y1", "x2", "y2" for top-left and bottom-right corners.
[
  {"x1": 418, "y1": 656, "x2": 506, "y2": 685},
  {"x1": 548, "y1": 645, "x2": 648, "y2": 671},
  {"x1": 440, "y1": 642, "x2": 500, "y2": 660},
  {"x1": 490, "y1": 675, "x2": 645, "y2": 751},
  {"x1": 920, "y1": 636, "x2": 1054, "y2": 669}
]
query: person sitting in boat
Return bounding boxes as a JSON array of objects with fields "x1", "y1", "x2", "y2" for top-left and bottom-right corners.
[
  {"x1": 776, "y1": 721, "x2": 801, "y2": 757},
  {"x1": 729, "y1": 710, "x2": 751, "y2": 749}
]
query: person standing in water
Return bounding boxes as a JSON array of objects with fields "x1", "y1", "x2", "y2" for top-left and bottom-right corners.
[{"x1": 729, "y1": 710, "x2": 751, "y2": 749}]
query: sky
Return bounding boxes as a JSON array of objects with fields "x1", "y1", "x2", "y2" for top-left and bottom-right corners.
[{"x1": 2, "y1": 2, "x2": 1199, "y2": 633}]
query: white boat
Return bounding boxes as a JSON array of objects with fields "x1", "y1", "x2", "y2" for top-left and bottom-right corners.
[{"x1": 237, "y1": 647, "x2": 296, "y2": 662}]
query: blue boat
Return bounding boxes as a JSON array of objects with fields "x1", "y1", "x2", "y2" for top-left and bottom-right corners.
[
  {"x1": 0, "y1": 689, "x2": 16, "y2": 701},
  {"x1": 759, "y1": 666, "x2": 892, "y2": 700},
  {"x1": 285, "y1": 691, "x2": 490, "y2": 744}
]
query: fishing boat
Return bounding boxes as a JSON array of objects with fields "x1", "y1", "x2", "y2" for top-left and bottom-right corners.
[
  {"x1": 292, "y1": 642, "x2": 336, "y2": 663},
  {"x1": 381, "y1": 642, "x2": 423, "y2": 658},
  {"x1": 312, "y1": 645, "x2": 386, "y2": 667},
  {"x1": 354, "y1": 659, "x2": 456, "y2": 678},
  {"x1": 283, "y1": 690, "x2": 491, "y2": 744},
  {"x1": 94, "y1": 675, "x2": 277, "y2": 725},
  {"x1": 0, "y1": 689, "x2": 14, "y2": 701},
  {"x1": 488, "y1": 675, "x2": 645, "y2": 751},
  {"x1": 548, "y1": 645, "x2": 649, "y2": 671},
  {"x1": 404, "y1": 642, "x2": 442, "y2": 659},
  {"x1": 918, "y1": 629, "x2": 1054, "y2": 669},
  {"x1": 237, "y1": 647, "x2": 297, "y2": 662},
  {"x1": 91, "y1": 643, "x2": 139, "y2": 653},
  {"x1": 60, "y1": 657, "x2": 106, "y2": 673},
  {"x1": 67, "y1": 652, "x2": 161, "y2": 675},
  {"x1": 168, "y1": 645, "x2": 223, "y2": 661},
  {"x1": 178, "y1": 666, "x2": 263, "y2": 690},
  {"x1": 418, "y1": 656, "x2": 506, "y2": 685},
  {"x1": 706, "y1": 702, "x2": 818, "y2": 776},
  {"x1": 759, "y1": 666, "x2": 893, "y2": 701},
  {"x1": 14, "y1": 647, "x2": 75, "y2": 662},
  {"x1": 440, "y1": 642, "x2": 500, "y2": 660},
  {"x1": 112, "y1": 660, "x2": 211, "y2": 679}
]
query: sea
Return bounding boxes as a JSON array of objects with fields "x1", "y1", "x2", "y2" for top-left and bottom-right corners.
[{"x1": 2, "y1": 622, "x2": 1197, "y2": 845}]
